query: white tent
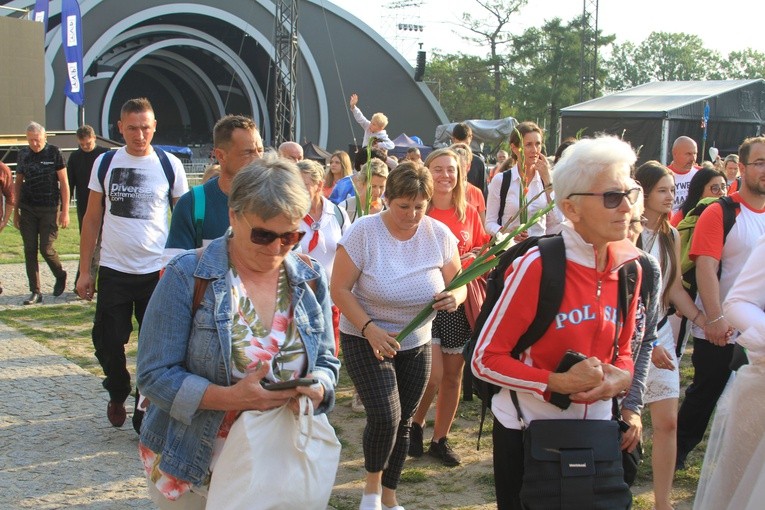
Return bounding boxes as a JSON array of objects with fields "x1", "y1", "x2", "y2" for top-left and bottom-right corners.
[{"x1": 433, "y1": 117, "x2": 518, "y2": 152}]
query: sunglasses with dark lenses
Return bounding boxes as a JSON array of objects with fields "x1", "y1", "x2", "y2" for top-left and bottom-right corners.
[
  {"x1": 567, "y1": 187, "x2": 642, "y2": 209},
  {"x1": 241, "y1": 215, "x2": 305, "y2": 246},
  {"x1": 250, "y1": 227, "x2": 305, "y2": 246}
]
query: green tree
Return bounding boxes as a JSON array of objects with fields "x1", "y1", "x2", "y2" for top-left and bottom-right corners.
[
  {"x1": 457, "y1": 0, "x2": 528, "y2": 119},
  {"x1": 605, "y1": 32, "x2": 722, "y2": 90},
  {"x1": 718, "y1": 48, "x2": 765, "y2": 79},
  {"x1": 508, "y1": 17, "x2": 615, "y2": 148},
  {"x1": 424, "y1": 52, "x2": 501, "y2": 121}
]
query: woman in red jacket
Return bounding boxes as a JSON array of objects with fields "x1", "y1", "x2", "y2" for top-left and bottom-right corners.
[{"x1": 472, "y1": 136, "x2": 641, "y2": 510}]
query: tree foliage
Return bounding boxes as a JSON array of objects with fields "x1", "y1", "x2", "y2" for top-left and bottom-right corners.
[
  {"x1": 425, "y1": 52, "x2": 503, "y2": 121},
  {"x1": 718, "y1": 48, "x2": 765, "y2": 79},
  {"x1": 456, "y1": 0, "x2": 528, "y2": 119},
  {"x1": 605, "y1": 32, "x2": 722, "y2": 90},
  {"x1": 431, "y1": 3, "x2": 765, "y2": 152},
  {"x1": 507, "y1": 17, "x2": 614, "y2": 147}
]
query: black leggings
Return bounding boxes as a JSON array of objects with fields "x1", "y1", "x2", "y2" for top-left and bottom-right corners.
[{"x1": 341, "y1": 333, "x2": 431, "y2": 490}]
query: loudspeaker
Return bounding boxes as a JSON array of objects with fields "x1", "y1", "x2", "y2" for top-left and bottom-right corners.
[{"x1": 414, "y1": 50, "x2": 426, "y2": 81}]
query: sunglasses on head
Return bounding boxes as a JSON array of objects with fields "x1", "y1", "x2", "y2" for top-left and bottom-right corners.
[
  {"x1": 241, "y1": 215, "x2": 305, "y2": 246},
  {"x1": 567, "y1": 187, "x2": 641, "y2": 209}
]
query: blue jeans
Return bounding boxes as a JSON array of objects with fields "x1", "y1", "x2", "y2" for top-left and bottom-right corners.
[{"x1": 93, "y1": 266, "x2": 159, "y2": 403}]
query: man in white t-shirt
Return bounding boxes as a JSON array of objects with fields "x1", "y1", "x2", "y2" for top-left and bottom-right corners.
[
  {"x1": 76, "y1": 98, "x2": 189, "y2": 430},
  {"x1": 668, "y1": 136, "x2": 700, "y2": 212},
  {"x1": 676, "y1": 136, "x2": 765, "y2": 469}
]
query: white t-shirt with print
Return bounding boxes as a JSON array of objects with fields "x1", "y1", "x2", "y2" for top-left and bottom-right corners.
[
  {"x1": 89, "y1": 147, "x2": 189, "y2": 274},
  {"x1": 671, "y1": 167, "x2": 698, "y2": 212},
  {"x1": 338, "y1": 214, "x2": 457, "y2": 350}
]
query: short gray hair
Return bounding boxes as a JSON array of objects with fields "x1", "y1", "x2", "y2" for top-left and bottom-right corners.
[
  {"x1": 229, "y1": 153, "x2": 310, "y2": 222},
  {"x1": 553, "y1": 136, "x2": 636, "y2": 209},
  {"x1": 356, "y1": 158, "x2": 389, "y2": 184},
  {"x1": 26, "y1": 121, "x2": 45, "y2": 134},
  {"x1": 297, "y1": 159, "x2": 325, "y2": 185}
]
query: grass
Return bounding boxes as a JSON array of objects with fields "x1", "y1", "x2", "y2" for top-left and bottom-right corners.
[
  {"x1": 0, "y1": 300, "x2": 708, "y2": 509},
  {"x1": 0, "y1": 302, "x2": 139, "y2": 378},
  {"x1": 0, "y1": 207, "x2": 83, "y2": 263}
]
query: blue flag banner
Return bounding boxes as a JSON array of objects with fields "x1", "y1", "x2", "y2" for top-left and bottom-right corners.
[
  {"x1": 61, "y1": 0, "x2": 85, "y2": 106},
  {"x1": 33, "y1": 0, "x2": 49, "y2": 34}
]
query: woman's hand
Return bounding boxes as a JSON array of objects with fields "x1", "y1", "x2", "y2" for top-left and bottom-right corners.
[
  {"x1": 570, "y1": 363, "x2": 631, "y2": 403},
  {"x1": 535, "y1": 156, "x2": 551, "y2": 185},
  {"x1": 651, "y1": 345, "x2": 675, "y2": 370},
  {"x1": 513, "y1": 230, "x2": 529, "y2": 244},
  {"x1": 548, "y1": 356, "x2": 603, "y2": 395},
  {"x1": 620, "y1": 409, "x2": 642, "y2": 452},
  {"x1": 231, "y1": 363, "x2": 297, "y2": 411},
  {"x1": 294, "y1": 378, "x2": 325, "y2": 413},
  {"x1": 432, "y1": 290, "x2": 459, "y2": 313},
  {"x1": 365, "y1": 322, "x2": 401, "y2": 360}
]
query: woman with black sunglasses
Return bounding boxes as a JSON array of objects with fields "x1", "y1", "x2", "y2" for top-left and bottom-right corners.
[
  {"x1": 136, "y1": 154, "x2": 340, "y2": 509},
  {"x1": 472, "y1": 136, "x2": 642, "y2": 510}
]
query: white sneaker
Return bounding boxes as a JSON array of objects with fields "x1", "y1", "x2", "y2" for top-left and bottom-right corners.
[{"x1": 359, "y1": 492, "x2": 381, "y2": 510}]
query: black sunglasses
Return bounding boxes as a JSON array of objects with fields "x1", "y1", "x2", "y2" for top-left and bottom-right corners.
[
  {"x1": 567, "y1": 187, "x2": 641, "y2": 209},
  {"x1": 241, "y1": 215, "x2": 305, "y2": 246}
]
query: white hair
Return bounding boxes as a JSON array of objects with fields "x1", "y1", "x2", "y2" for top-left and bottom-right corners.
[{"x1": 552, "y1": 136, "x2": 637, "y2": 209}]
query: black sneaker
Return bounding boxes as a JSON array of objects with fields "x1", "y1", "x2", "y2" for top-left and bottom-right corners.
[
  {"x1": 408, "y1": 422, "x2": 424, "y2": 457},
  {"x1": 428, "y1": 437, "x2": 461, "y2": 466},
  {"x1": 53, "y1": 271, "x2": 67, "y2": 297}
]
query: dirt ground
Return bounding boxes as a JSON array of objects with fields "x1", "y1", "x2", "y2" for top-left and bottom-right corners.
[{"x1": 327, "y1": 381, "x2": 693, "y2": 510}]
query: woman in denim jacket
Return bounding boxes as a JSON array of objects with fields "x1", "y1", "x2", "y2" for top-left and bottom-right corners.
[{"x1": 137, "y1": 154, "x2": 340, "y2": 509}]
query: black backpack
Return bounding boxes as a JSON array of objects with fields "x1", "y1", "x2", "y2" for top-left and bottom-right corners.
[{"x1": 462, "y1": 235, "x2": 640, "y2": 448}]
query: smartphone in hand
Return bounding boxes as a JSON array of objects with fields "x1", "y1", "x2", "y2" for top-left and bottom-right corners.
[
  {"x1": 261, "y1": 378, "x2": 318, "y2": 391},
  {"x1": 549, "y1": 350, "x2": 588, "y2": 410}
]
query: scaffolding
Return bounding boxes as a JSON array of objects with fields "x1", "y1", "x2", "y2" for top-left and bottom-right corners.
[
  {"x1": 579, "y1": 0, "x2": 599, "y2": 102},
  {"x1": 273, "y1": 0, "x2": 298, "y2": 145}
]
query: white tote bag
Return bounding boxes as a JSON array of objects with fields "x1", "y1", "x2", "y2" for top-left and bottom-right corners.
[{"x1": 206, "y1": 397, "x2": 341, "y2": 510}]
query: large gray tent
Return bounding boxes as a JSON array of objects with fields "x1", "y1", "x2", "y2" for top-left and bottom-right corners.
[{"x1": 560, "y1": 80, "x2": 765, "y2": 164}]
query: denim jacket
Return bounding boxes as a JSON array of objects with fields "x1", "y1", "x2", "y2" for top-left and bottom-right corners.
[{"x1": 137, "y1": 236, "x2": 340, "y2": 486}]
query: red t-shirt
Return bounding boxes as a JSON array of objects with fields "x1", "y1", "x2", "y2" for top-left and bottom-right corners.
[
  {"x1": 428, "y1": 204, "x2": 490, "y2": 266},
  {"x1": 466, "y1": 183, "x2": 486, "y2": 214}
]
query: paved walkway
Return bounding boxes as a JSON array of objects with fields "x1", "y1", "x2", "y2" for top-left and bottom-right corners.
[{"x1": 0, "y1": 262, "x2": 152, "y2": 509}]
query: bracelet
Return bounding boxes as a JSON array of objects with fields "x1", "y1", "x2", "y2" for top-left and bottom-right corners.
[
  {"x1": 706, "y1": 315, "x2": 725, "y2": 326},
  {"x1": 360, "y1": 319, "x2": 373, "y2": 337}
]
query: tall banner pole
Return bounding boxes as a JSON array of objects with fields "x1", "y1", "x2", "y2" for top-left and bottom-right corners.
[
  {"x1": 700, "y1": 101, "x2": 710, "y2": 164},
  {"x1": 61, "y1": 0, "x2": 85, "y2": 120}
]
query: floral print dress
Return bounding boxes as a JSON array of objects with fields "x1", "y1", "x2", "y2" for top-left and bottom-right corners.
[{"x1": 139, "y1": 263, "x2": 308, "y2": 501}]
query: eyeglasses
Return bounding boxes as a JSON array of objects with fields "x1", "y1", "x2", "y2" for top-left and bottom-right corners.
[
  {"x1": 566, "y1": 187, "x2": 641, "y2": 209},
  {"x1": 709, "y1": 183, "x2": 727, "y2": 194},
  {"x1": 241, "y1": 215, "x2": 305, "y2": 246},
  {"x1": 744, "y1": 160, "x2": 765, "y2": 171}
]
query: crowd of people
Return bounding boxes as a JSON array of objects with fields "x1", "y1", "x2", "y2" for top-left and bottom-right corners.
[{"x1": 2, "y1": 92, "x2": 764, "y2": 510}]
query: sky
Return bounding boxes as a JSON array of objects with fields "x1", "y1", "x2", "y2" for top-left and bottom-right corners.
[{"x1": 328, "y1": 0, "x2": 761, "y2": 64}]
